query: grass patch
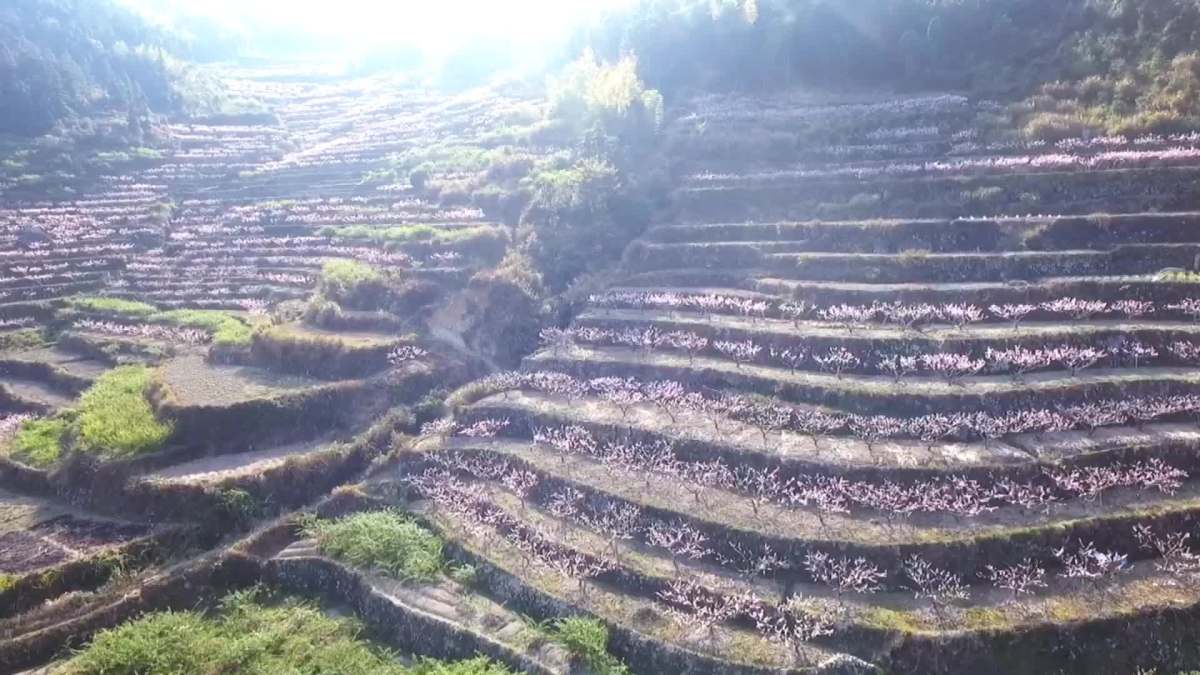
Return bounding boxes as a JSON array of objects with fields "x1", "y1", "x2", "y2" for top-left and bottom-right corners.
[
  {"x1": 65, "y1": 299, "x2": 254, "y2": 347},
  {"x1": 321, "y1": 260, "x2": 384, "y2": 293},
  {"x1": 66, "y1": 297, "x2": 156, "y2": 317},
  {"x1": 5, "y1": 417, "x2": 69, "y2": 468},
  {"x1": 155, "y1": 309, "x2": 253, "y2": 347},
  {"x1": 321, "y1": 224, "x2": 496, "y2": 246},
  {"x1": 76, "y1": 366, "x2": 172, "y2": 459},
  {"x1": 0, "y1": 572, "x2": 18, "y2": 594},
  {"x1": 302, "y1": 510, "x2": 447, "y2": 583},
  {"x1": 0, "y1": 328, "x2": 45, "y2": 352},
  {"x1": 860, "y1": 606, "x2": 926, "y2": 634},
  {"x1": 317, "y1": 260, "x2": 390, "y2": 311},
  {"x1": 544, "y1": 617, "x2": 629, "y2": 675},
  {"x1": 59, "y1": 588, "x2": 516, "y2": 675}
]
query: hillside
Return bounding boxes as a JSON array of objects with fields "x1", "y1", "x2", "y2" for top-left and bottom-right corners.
[{"x1": 4, "y1": 3, "x2": 1200, "y2": 675}]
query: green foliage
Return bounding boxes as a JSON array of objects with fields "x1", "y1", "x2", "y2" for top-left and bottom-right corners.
[
  {"x1": 6, "y1": 417, "x2": 68, "y2": 468},
  {"x1": 212, "y1": 487, "x2": 259, "y2": 523},
  {"x1": 59, "y1": 589, "x2": 489, "y2": 675},
  {"x1": 446, "y1": 563, "x2": 477, "y2": 586},
  {"x1": 68, "y1": 301, "x2": 254, "y2": 348},
  {"x1": 67, "y1": 297, "x2": 157, "y2": 317},
  {"x1": 409, "y1": 657, "x2": 515, "y2": 675},
  {"x1": 322, "y1": 224, "x2": 498, "y2": 247},
  {"x1": 521, "y1": 156, "x2": 652, "y2": 292},
  {"x1": 302, "y1": 510, "x2": 446, "y2": 583},
  {"x1": 526, "y1": 159, "x2": 618, "y2": 213},
  {"x1": 76, "y1": 366, "x2": 172, "y2": 458},
  {"x1": 549, "y1": 50, "x2": 663, "y2": 140},
  {"x1": 318, "y1": 260, "x2": 389, "y2": 310},
  {"x1": 155, "y1": 309, "x2": 253, "y2": 347},
  {"x1": 547, "y1": 617, "x2": 629, "y2": 675},
  {"x1": 581, "y1": 0, "x2": 1200, "y2": 135},
  {"x1": 0, "y1": 328, "x2": 46, "y2": 352},
  {"x1": 0, "y1": 0, "x2": 180, "y2": 136},
  {"x1": 0, "y1": 573, "x2": 17, "y2": 594}
]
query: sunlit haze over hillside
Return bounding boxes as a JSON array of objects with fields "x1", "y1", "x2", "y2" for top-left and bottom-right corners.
[{"x1": 123, "y1": 0, "x2": 636, "y2": 61}]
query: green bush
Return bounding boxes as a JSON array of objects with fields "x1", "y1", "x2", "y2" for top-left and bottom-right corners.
[
  {"x1": 76, "y1": 366, "x2": 172, "y2": 458},
  {"x1": 6, "y1": 417, "x2": 69, "y2": 468},
  {"x1": 548, "y1": 617, "x2": 629, "y2": 675},
  {"x1": 302, "y1": 510, "x2": 446, "y2": 583},
  {"x1": 59, "y1": 589, "x2": 513, "y2": 675},
  {"x1": 318, "y1": 260, "x2": 389, "y2": 310}
]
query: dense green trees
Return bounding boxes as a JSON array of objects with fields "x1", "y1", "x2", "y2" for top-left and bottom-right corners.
[
  {"x1": 0, "y1": 0, "x2": 176, "y2": 136},
  {"x1": 575, "y1": 0, "x2": 1200, "y2": 136}
]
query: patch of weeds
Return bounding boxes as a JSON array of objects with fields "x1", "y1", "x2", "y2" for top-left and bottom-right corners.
[
  {"x1": 446, "y1": 563, "x2": 477, "y2": 587},
  {"x1": 60, "y1": 588, "x2": 441, "y2": 674},
  {"x1": 412, "y1": 388, "x2": 449, "y2": 423},
  {"x1": 67, "y1": 297, "x2": 157, "y2": 317},
  {"x1": 0, "y1": 328, "x2": 46, "y2": 352},
  {"x1": 64, "y1": 301, "x2": 254, "y2": 347},
  {"x1": 409, "y1": 657, "x2": 516, "y2": 675},
  {"x1": 860, "y1": 606, "x2": 924, "y2": 633},
  {"x1": 0, "y1": 572, "x2": 18, "y2": 594},
  {"x1": 962, "y1": 606, "x2": 1008, "y2": 630},
  {"x1": 318, "y1": 260, "x2": 390, "y2": 309},
  {"x1": 6, "y1": 417, "x2": 69, "y2": 468},
  {"x1": 155, "y1": 309, "x2": 253, "y2": 347},
  {"x1": 322, "y1": 224, "x2": 497, "y2": 246},
  {"x1": 76, "y1": 366, "x2": 172, "y2": 458},
  {"x1": 211, "y1": 487, "x2": 260, "y2": 524},
  {"x1": 301, "y1": 509, "x2": 446, "y2": 583},
  {"x1": 546, "y1": 616, "x2": 630, "y2": 675}
]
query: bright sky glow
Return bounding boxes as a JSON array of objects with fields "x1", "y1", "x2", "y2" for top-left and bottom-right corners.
[{"x1": 124, "y1": 0, "x2": 636, "y2": 59}]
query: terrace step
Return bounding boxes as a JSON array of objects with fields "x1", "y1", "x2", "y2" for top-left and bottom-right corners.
[
  {"x1": 639, "y1": 212, "x2": 1200, "y2": 250},
  {"x1": 429, "y1": 437, "x2": 1200, "y2": 576},
  {"x1": 526, "y1": 343, "x2": 1200, "y2": 416},
  {"x1": 462, "y1": 389, "x2": 1032, "y2": 477},
  {"x1": 576, "y1": 307, "x2": 1200, "y2": 354},
  {"x1": 629, "y1": 242, "x2": 1200, "y2": 282},
  {"x1": 672, "y1": 165, "x2": 1200, "y2": 222},
  {"x1": 0, "y1": 378, "x2": 75, "y2": 412},
  {"x1": 400, "y1": 468, "x2": 1200, "y2": 674},
  {"x1": 140, "y1": 436, "x2": 333, "y2": 485},
  {"x1": 396, "y1": 485, "x2": 860, "y2": 673},
  {"x1": 616, "y1": 269, "x2": 1197, "y2": 302},
  {"x1": 2, "y1": 347, "x2": 109, "y2": 382},
  {"x1": 268, "y1": 543, "x2": 574, "y2": 674},
  {"x1": 461, "y1": 389, "x2": 1200, "y2": 478}
]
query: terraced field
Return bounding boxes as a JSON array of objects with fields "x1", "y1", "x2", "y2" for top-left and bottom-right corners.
[
  {"x1": 397, "y1": 93, "x2": 1200, "y2": 673},
  {"x1": 5, "y1": 77, "x2": 1200, "y2": 674}
]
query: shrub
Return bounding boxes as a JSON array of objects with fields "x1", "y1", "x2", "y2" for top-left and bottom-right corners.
[
  {"x1": 548, "y1": 617, "x2": 629, "y2": 675},
  {"x1": 302, "y1": 510, "x2": 446, "y2": 583},
  {"x1": 0, "y1": 328, "x2": 46, "y2": 352},
  {"x1": 76, "y1": 366, "x2": 172, "y2": 458},
  {"x1": 6, "y1": 417, "x2": 69, "y2": 468},
  {"x1": 318, "y1": 260, "x2": 390, "y2": 310},
  {"x1": 549, "y1": 49, "x2": 663, "y2": 140}
]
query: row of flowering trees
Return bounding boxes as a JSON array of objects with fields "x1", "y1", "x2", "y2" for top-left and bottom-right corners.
[
  {"x1": 688, "y1": 144, "x2": 1200, "y2": 184},
  {"x1": 589, "y1": 291, "x2": 1200, "y2": 328},
  {"x1": 542, "y1": 326, "x2": 1187, "y2": 378},
  {"x1": 474, "y1": 371, "x2": 1200, "y2": 443},
  {"x1": 431, "y1": 417, "x2": 1187, "y2": 520},
  {"x1": 405, "y1": 462, "x2": 1200, "y2": 653}
]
